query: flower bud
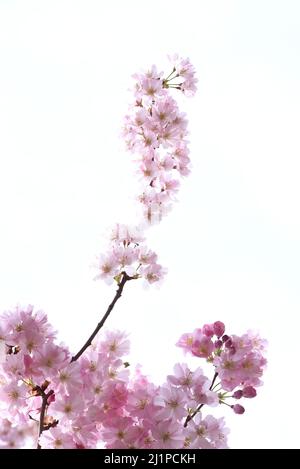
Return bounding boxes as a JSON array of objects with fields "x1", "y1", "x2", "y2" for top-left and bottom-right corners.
[
  {"x1": 232, "y1": 390, "x2": 243, "y2": 399},
  {"x1": 242, "y1": 386, "x2": 257, "y2": 398},
  {"x1": 213, "y1": 321, "x2": 225, "y2": 338},
  {"x1": 232, "y1": 404, "x2": 245, "y2": 414}
]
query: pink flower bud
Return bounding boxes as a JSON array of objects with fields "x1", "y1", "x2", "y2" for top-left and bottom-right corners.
[
  {"x1": 233, "y1": 390, "x2": 243, "y2": 399},
  {"x1": 213, "y1": 321, "x2": 225, "y2": 338},
  {"x1": 214, "y1": 339, "x2": 223, "y2": 349},
  {"x1": 202, "y1": 324, "x2": 214, "y2": 337},
  {"x1": 47, "y1": 392, "x2": 55, "y2": 404},
  {"x1": 242, "y1": 386, "x2": 257, "y2": 398},
  {"x1": 225, "y1": 338, "x2": 233, "y2": 348},
  {"x1": 232, "y1": 404, "x2": 245, "y2": 414}
]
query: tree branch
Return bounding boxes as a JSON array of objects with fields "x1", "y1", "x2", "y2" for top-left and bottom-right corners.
[
  {"x1": 36, "y1": 272, "x2": 133, "y2": 448},
  {"x1": 37, "y1": 389, "x2": 54, "y2": 449},
  {"x1": 71, "y1": 272, "x2": 133, "y2": 362},
  {"x1": 183, "y1": 372, "x2": 218, "y2": 428}
]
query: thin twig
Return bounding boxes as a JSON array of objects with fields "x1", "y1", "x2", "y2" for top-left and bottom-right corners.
[{"x1": 71, "y1": 272, "x2": 133, "y2": 362}]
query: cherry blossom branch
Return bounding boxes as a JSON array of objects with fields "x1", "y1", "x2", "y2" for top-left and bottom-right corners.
[
  {"x1": 184, "y1": 372, "x2": 218, "y2": 428},
  {"x1": 71, "y1": 272, "x2": 134, "y2": 362},
  {"x1": 37, "y1": 389, "x2": 54, "y2": 449},
  {"x1": 0, "y1": 58, "x2": 267, "y2": 450}
]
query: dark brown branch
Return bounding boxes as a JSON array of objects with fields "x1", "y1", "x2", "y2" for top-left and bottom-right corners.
[
  {"x1": 37, "y1": 389, "x2": 54, "y2": 449},
  {"x1": 184, "y1": 372, "x2": 218, "y2": 428},
  {"x1": 71, "y1": 272, "x2": 133, "y2": 362}
]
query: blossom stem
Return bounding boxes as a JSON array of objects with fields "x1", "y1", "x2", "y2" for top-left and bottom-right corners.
[
  {"x1": 71, "y1": 272, "x2": 133, "y2": 362},
  {"x1": 167, "y1": 83, "x2": 183, "y2": 88},
  {"x1": 212, "y1": 381, "x2": 221, "y2": 391},
  {"x1": 183, "y1": 372, "x2": 218, "y2": 428},
  {"x1": 37, "y1": 389, "x2": 54, "y2": 449},
  {"x1": 220, "y1": 400, "x2": 232, "y2": 407},
  {"x1": 164, "y1": 67, "x2": 176, "y2": 81}
]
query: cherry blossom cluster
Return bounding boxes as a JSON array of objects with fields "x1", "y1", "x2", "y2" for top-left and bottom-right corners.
[
  {"x1": 0, "y1": 306, "x2": 266, "y2": 449},
  {"x1": 123, "y1": 55, "x2": 197, "y2": 223},
  {"x1": 0, "y1": 305, "x2": 67, "y2": 446},
  {"x1": 101, "y1": 364, "x2": 228, "y2": 449},
  {"x1": 95, "y1": 223, "x2": 166, "y2": 285},
  {"x1": 0, "y1": 419, "x2": 36, "y2": 449},
  {"x1": 96, "y1": 57, "x2": 196, "y2": 283},
  {"x1": 0, "y1": 305, "x2": 127, "y2": 448},
  {"x1": 177, "y1": 321, "x2": 267, "y2": 415}
]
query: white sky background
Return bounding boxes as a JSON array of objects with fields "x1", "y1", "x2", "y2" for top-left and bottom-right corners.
[{"x1": 0, "y1": 0, "x2": 299, "y2": 449}]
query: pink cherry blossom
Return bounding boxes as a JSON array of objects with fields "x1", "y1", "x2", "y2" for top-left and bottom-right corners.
[
  {"x1": 167, "y1": 55, "x2": 198, "y2": 96},
  {"x1": 155, "y1": 384, "x2": 189, "y2": 420},
  {"x1": 99, "y1": 330, "x2": 130, "y2": 358},
  {"x1": 51, "y1": 393, "x2": 85, "y2": 422},
  {"x1": 101, "y1": 416, "x2": 140, "y2": 449},
  {"x1": 35, "y1": 343, "x2": 69, "y2": 378},
  {"x1": 0, "y1": 57, "x2": 266, "y2": 451},
  {"x1": 167, "y1": 363, "x2": 194, "y2": 388},
  {"x1": 95, "y1": 223, "x2": 165, "y2": 285},
  {"x1": 140, "y1": 263, "x2": 166, "y2": 284},
  {"x1": 0, "y1": 382, "x2": 28, "y2": 417},
  {"x1": 191, "y1": 333, "x2": 214, "y2": 358},
  {"x1": 39, "y1": 427, "x2": 75, "y2": 449},
  {"x1": 151, "y1": 419, "x2": 184, "y2": 449},
  {"x1": 53, "y1": 362, "x2": 83, "y2": 393},
  {"x1": 95, "y1": 253, "x2": 119, "y2": 284},
  {"x1": 187, "y1": 413, "x2": 229, "y2": 449},
  {"x1": 176, "y1": 332, "x2": 194, "y2": 353},
  {"x1": 191, "y1": 376, "x2": 218, "y2": 407}
]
